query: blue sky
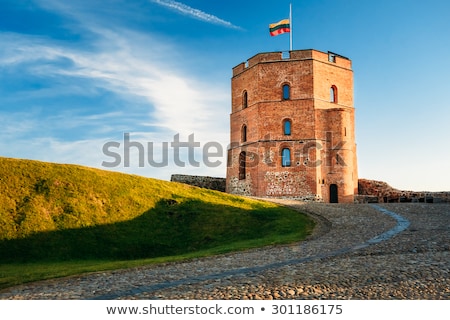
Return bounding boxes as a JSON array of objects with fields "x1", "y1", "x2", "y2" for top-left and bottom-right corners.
[{"x1": 1, "y1": 0, "x2": 449, "y2": 191}]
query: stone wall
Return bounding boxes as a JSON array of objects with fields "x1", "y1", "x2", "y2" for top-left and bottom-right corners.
[
  {"x1": 170, "y1": 174, "x2": 226, "y2": 192},
  {"x1": 171, "y1": 175, "x2": 449, "y2": 203},
  {"x1": 357, "y1": 179, "x2": 450, "y2": 203}
]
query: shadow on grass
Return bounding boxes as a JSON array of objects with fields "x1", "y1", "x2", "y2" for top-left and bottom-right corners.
[{"x1": 0, "y1": 198, "x2": 313, "y2": 263}]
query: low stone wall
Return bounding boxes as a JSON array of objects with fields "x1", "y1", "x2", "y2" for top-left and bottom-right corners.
[
  {"x1": 170, "y1": 175, "x2": 449, "y2": 203},
  {"x1": 357, "y1": 179, "x2": 450, "y2": 203},
  {"x1": 170, "y1": 174, "x2": 226, "y2": 192}
]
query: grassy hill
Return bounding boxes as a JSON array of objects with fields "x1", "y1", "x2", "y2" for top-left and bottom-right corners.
[{"x1": 0, "y1": 157, "x2": 314, "y2": 288}]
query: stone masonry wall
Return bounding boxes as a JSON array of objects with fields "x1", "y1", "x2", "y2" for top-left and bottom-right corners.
[
  {"x1": 170, "y1": 174, "x2": 226, "y2": 192},
  {"x1": 170, "y1": 175, "x2": 449, "y2": 203},
  {"x1": 357, "y1": 179, "x2": 450, "y2": 203}
]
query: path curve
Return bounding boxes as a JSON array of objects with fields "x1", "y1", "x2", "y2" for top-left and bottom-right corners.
[{"x1": 1, "y1": 202, "x2": 448, "y2": 300}]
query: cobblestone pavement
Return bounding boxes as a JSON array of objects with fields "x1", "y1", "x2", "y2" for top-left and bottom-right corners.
[{"x1": 1, "y1": 202, "x2": 449, "y2": 300}]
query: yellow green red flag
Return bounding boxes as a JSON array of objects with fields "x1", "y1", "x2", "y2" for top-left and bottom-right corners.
[{"x1": 269, "y1": 19, "x2": 290, "y2": 36}]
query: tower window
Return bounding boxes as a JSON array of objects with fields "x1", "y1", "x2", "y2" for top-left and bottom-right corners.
[
  {"x1": 281, "y1": 148, "x2": 291, "y2": 167},
  {"x1": 239, "y1": 151, "x2": 246, "y2": 180},
  {"x1": 328, "y1": 53, "x2": 336, "y2": 63},
  {"x1": 283, "y1": 119, "x2": 291, "y2": 135},
  {"x1": 242, "y1": 90, "x2": 248, "y2": 109},
  {"x1": 282, "y1": 84, "x2": 290, "y2": 100},
  {"x1": 241, "y1": 124, "x2": 247, "y2": 142},
  {"x1": 330, "y1": 85, "x2": 338, "y2": 103}
]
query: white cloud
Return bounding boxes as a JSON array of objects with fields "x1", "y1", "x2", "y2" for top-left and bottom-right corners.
[
  {"x1": 0, "y1": 111, "x2": 40, "y2": 139},
  {"x1": 1, "y1": 27, "x2": 229, "y2": 135},
  {"x1": 150, "y1": 0, "x2": 241, "y2": 29},
  {"x1": 0, "y1": 6, "x2": 230, "y2": 179}
]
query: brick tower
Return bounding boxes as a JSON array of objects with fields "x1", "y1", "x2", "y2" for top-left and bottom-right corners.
[{"x1": 226, "y1": 49, "x2": 358, "y2": 203}]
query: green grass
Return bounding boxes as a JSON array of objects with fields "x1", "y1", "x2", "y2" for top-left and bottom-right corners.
[{"x1": 0, "y1": 157, "x2": 315, "y2": 290}]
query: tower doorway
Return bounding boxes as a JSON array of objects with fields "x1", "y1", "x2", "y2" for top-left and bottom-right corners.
[{"x1": 330, "y1": 184, "x2": 338, "y2": 203}]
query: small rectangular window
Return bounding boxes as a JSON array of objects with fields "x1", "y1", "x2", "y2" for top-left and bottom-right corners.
[
  {"x1": 242, "y1": 125, "x2": 247, "y2": 142},
  {"x1": 328, "y1": 53, "x2": 336, "y2": 63},
  {"x1": 282, "y1": 84, "x2": 290, "y2": 100},
  {"x1": 242, "y1": 91, "x2": 248, "y2": 108},
  {"x1": 282, "y1": 148, "x2": 291, "y2": 167},
  {"x1": 283, "y1": 120, "x2": 291, "y2": 135},
  {"x1": 239, "y1": 152, "x2": 246, "y2": 180},
  {"x1": 330, "y1": 85, "x2": 338, "y2": 103}
]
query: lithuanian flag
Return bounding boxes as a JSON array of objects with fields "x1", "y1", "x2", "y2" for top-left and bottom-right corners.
[{"x1": 269, "y1": 19, "x2": 290, "y2": 36}]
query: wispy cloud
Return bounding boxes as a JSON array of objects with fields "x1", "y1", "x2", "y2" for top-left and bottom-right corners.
[
  {"x1": 0, "y1": 27, "x2": 229, "y2": 136},
  {"x1": 0, "y1": 3, "x2": 230, "y2": 179},
  {"x1": 150, "y1": 0, "x2": 241, "y2": 29}
]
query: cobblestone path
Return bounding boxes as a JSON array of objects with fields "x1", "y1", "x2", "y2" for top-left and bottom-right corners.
[{"x1": 1, "y1": 202, "x2": 448, "y2": 299}]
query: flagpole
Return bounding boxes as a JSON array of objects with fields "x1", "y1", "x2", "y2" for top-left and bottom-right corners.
[{"x1": 289, "y1": 3, "x2": 293, "y2": 51}]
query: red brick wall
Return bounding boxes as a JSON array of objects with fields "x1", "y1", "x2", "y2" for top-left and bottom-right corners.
[{"x1": 227, "y1": 49, "x2": 358, "y2": 203}]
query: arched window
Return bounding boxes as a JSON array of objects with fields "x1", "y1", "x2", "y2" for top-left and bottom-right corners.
[
  {"x1": 239, "y1": 151, "x2": 246, "y2": 180},
  {"x1": 241, "y1": 124, "x2": 247, "y2": 142},
  {"x1": 330, "y1": 85, "x2": 338, "y2": 103},
  {"x1": 281, "y1": 148, "x2": 291, "y2": 167},
  {"x1": 283, "y1": 119, "x2": 291, "y2": 135},
  {"x1": 242, "y1": 90, "x2": 248, "y2": 109},
  {"x1": 282, "y1": 84, "x2": 290, "y2": 100}
]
